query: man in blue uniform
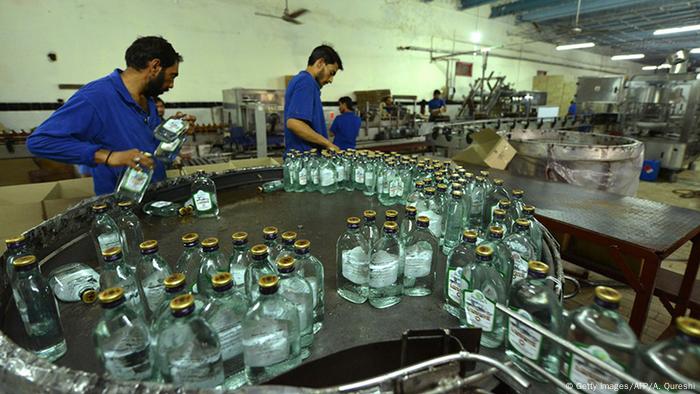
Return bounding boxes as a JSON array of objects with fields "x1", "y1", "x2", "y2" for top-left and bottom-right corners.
[
  {"x1": 329, "y1": 96, "x2": 361, "y2": 150},
  {"x1": 27, "y1": 36, "x2": 194, "y2": 195},
  {"x1": 427, "y1": 89, "x2": 446, "y2": 116},
  {"x1": 284, "y1": 45, "x2": 343, "y2": 154}
]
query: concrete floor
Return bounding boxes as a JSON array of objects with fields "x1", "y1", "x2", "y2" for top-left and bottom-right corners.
[{"x1": 565, "y1": 168, "x2": 700, "y2": 343}]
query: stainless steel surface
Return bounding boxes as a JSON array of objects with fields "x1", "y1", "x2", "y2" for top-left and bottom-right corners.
[
  {"x1": 575, "y1": 76, "x2": 625, "y2": 103},
  {"x1": 506, "y1": 129, "x2": 643, "y2": 161}
]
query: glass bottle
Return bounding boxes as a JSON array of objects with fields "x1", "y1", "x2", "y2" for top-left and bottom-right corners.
[
  {"x1": 319, "y1": 150, "x2": 338, "y2": 194},
  {"x1": 400, "y1": 205, "x2": 418, "y2": 243},
  {"x1": 489, "y1": 208, "x2": 511, "y2": 237},
  {"x1": 154, "y1": 135, "x2": 186, "y2": 163},
  {"x1": 309, "y1": 149, "x2": 321, "y2": 192},
  {"x1": 399, "y1": 159, "x2": 413, "y2": 205},
  {"x1": 369, "y1": 221, "x2": 404, "y2": 309},
  {"x1": 154, "y1": 116, "x2": 189, "y2": 142},
  {"x1": 482, "y1": 178, "x2": 509, "y2": 231},
  {"x1": 385, "y1": 209, "x2": 399, "y2": 224},
  {"x1": 479, "y1": 226, "x2": 510, "y2": 290},
  {"x1": 331, "y1": 151, "x2": 345, "y2": 191},
  {"x1": 377, "y1": 159, "x2": 395, "y2": 206},
  {"x1": 502, "y1": 219, "x2": 537, "y2": 287},
  {"x1": 197, "y1": 237, "x2": 230, "y2": 297},
  {"x1": 511, "y1": 189, "x2": 526, "y2": 219},
  {"x1": 242, "y1": 275, "x2": 302, "y2": 384},
  {"x1": 297, "y1": 152, "x2": 310, "y2": 192},
  {"x1": 363, "y1": 152, "x2": 377, "y2": 196},
  {"x1": 277, "y1": 231, "x2": 297, "y2": 263},
  {"x1": 389, "y1": 161, "x2": 408, "y2": 205},
  {"x1": 294, "y1": 239, "x2": 325, "y2": 333},
  {"x1": 229, "y1": 231, "x2": 249, "y2": 291},
  {"x1": 115, "y1": 155, "x2": 153, "y2": 204},
  {"x1": 202, "y1": 272, "x2": 248, "y2": 388},
  {"x1": 496, "y1": 199, "x2": 517, "y2": 229},
  {"x1": 341, "y1": 151, "x2": 354, "y2": 192},
  {"x1": 406, "y1": 181, "x2": 425, "y2": 208},
  {"x1": 361, "y1": 209, "x2": 380, "y2": 248},
  {"x1": 436, "y1": 183, "x2": 449, "y2": 213},
  {"x1": 444, "y1": 230, "x2": 478, "y2": 320},
  {"x1": 152, "y1": 272, "x2": 192, "y2": 333},
  {"x1": 91, "y1": 203, "x2": 124, "y2": 264},
  {"x1": 175, "y1": 232, "x2": 203, "y2": 292},
  {"x1": 403, "y1": 216, "x2": 437, "y2": 296},
  {"x1": 506, "y1": 261, "x2": 563, "y2": 381},
  {"x1": 467, "y1": 176, "x2": 486, "y2": 231},
  {"x1": 100, "y1": 246, "x2": 147, "y2": 320},
  {"x1": 4, "y1": 235, "x2": 32, "y2": 280},
  {"x1": 115, "y1": 200, "x2": 144, "y2": 269},
  {"x1": 523, "y1": 205, "x2": 544, "y2": 260},
  {"x1": 143, "y1": 200, "x2": 181, "y2": 217},
  {"x1": 136, "y1": 240, "x2": 173, "y2": 321},
  {"x1": 244, "y1": 244, "x2": 275, "y2": 304},
  {"x1": 442, "y1": 190, "x2": 465, "y2": 254},
  {"x1": 336, "y1": 216, "x2": 371, "y2": 304},
  {"x1": 416, "y1": 187, "x2": 444, "y2": 239},
  {"x1": 635, "y1": 316, "x2": 700, "y2": 390},
  {"x1": 93, "y1": 287, "x2": 154, "y2": 380},
  {"x1": 155, "y1": 294, "x2": 225, "y2": 388},
  {"x1": 480, "y1": 170, "x2": 493, "y2": 193},
  {"x1": 10, "y1": 255, "x2": 67, "y2": 361},
  {"x1": 352, "y1": 151, "x2": 366, "y2": 192},
  {"x1": 460, "y1": 245, "x2": 508, "y2": 349},
  {"x1": 562, "y1": 287, "x2": 638, "y2": 394},
  {"x1": 375, "y1": 156, "x2": 387, "y2": 197},
  {"x1": 276, "y1": 256, "x2": 314, "y2": 358},
  {"x1": 48, "y1": 262, "x2": 99, "y2": 303},
  {"x1": 258, "y1": 180, "x2": 284, "y2": 193},
  {"x1": 263, "y1": 226, "x2": 284, "y2": 262},
  {"x1": 282, "y1": 153, "x2": 296, "y2": 192},
  {"x1": 191, "y1": 170, "x2": 219, "y2": 218}
]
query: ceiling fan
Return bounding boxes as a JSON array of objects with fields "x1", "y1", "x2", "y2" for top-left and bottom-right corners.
[
  {"x1": 567, "y1": 0, "x2": 611, "y2": 35},
  {"x1": 255, "y1": 0, "x2": 309, "y2": 25}
]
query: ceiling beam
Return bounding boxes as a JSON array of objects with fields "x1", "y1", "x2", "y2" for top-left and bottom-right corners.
[
  {"x1": 519, "y1": 0, "x2": 657, "y2": 23},
  {"x1": 490, "y1": 0, "x2": 567, "y2": 18},
  {"x1": 459, "y1": 0, "x2": 499, "y2": 10}
]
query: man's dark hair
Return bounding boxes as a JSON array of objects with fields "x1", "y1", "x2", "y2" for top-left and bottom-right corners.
[
  {"x1": 339, "y1": 96, "x2": 354, "y2": 111},
  {"x1": 125, "y1": 36, "x2": 182, "y2": 70},
  {"x1": 154, "y1": 96, "x2": 165, "y2": 105},
  {"x1": 433, "y1": 89, "x2": 441, "y2": 96},
  {"x1": 307, "y1": 45, "x2": 343, "y2": 70}
]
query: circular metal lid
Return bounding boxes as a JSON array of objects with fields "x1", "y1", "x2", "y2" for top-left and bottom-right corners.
[
  {"x1": 212, "y1": 272, "x2": 233, "y2": 287},
  {"x1": 677, "y1": 317, "x2": 700, "y2": 338},
  {"x1": 164, "y1": 273, "x2": 186, "y2": 288},
  {"x1": 181, "y1": 232, "x2": 199, "y2": 243},
  {"x1": 170, "y1": 294, "x2": 194, "y2": 311},
  {"x1": 263, "y1": 226, "x2": 279, "y2": 235},
  {"x1": 102, "y1": 246, "x2": 122, "y2": 257},
  {"x1": 417, "y1": 216, "x2": 430, "y2": 224},
  {"x1": 515, "y1": 218, "x2": 531, "y2": 227},
  {"x1": 5, "y1": 235, "x2": 26, "y2": 244},
  {"x1": 476, "y1": 245, "x2": 493, "y2": 257},
  {"x1": 512, "y1": 189, "x2": 524, "y2": 196},
  {"x1": 493, "y1": 179, "x2": 504, "y2": 185},
  {"x1": 405, "y1": 206, "x2": 417, "y2": 213},
  {"x1": 489, "y1": 226, "x2": 504, "y2": 235},
  {"x1": 385, "y1": 210, "x2": 398, "y2": 218},
  {"x1": 139, "y1": 240, "x2": 158, "y2": 250},
  {"x1": 251, "y1": 244, "x2": 269, "y2": 256},
  {"x1": 528, "y1": 261, "x2": 549, "y2": 274},
  {"x1": 363, "y1": 210, "x2": 376, "y2": 218},
  {"x1": 595, "y1": 286, "x2": 622, "y2": 303},
  {"x1": 277, "y1": 255, "x2": 295, "y2": 269},
  {"x1": 201, "y1": 237, "x2": 219, "y2": 248},
  {"x1": 383, "y1": 221, "x2": 399, "y2": 230},
  {"x1": 347, "y1": 217, "x2": 361, "y2": 225},
  {"x1": 259, "y1": 274, "x2": 279, "y2": 288},
  {"x1": 231, "y1": 232, "x2": 248, "y2": 241},
  {"x1": 281, "y1": 231, "x2": 297, "y2": 241},
  {"x1": 12, "y1": 255, "x2": 36, "y2": 268},
  {"x1": 117, "y1": 200, "x2": 133, "y2": 208},
  {"x1": 294, "y1": 239, "x2": 311, "y2": 249},
  {"x1": 463, "y1": 230, "x2": 478, "y2": 240},
  {"x1": 98, "y1": 287, "x2": 124, "y2": 304}
]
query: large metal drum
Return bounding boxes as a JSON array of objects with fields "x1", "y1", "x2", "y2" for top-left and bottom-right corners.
[{"x1": 505, "y1": 129, "x2": 644, "y2": 196}]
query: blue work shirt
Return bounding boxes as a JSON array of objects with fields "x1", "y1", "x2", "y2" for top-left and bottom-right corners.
[
  {"x1": 27, "y1": 69, "x2": 165, "y2": 195},
  {"x1": 330, "y1": 112, "x2": 361, "y2": 150},
  {"x1": 428, "y1": 98, "x2": 445, "y2": 111},
  {"x1": 568, "y1": 102, "x2": 577, "y2": 116},
  {"x1": 284, "y1": 70, "x2": 327, "y2": 153}
]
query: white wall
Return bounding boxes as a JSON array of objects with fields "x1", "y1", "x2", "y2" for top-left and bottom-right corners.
[{"x1": 0, "y1": 0, "x2": 639, "y2": 129}]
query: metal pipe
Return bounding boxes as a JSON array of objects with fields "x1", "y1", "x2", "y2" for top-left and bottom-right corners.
[
  {"x1": 421, "y1": 363, "x2": 507, "y2": 394},
  {"x1": 518, "y1": 357, "x2": 579, "y2": 394}
]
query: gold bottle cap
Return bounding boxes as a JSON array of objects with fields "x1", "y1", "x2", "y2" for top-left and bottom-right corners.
[
  {"x1": 263, "y1": 226, "x2": 279, "y2": 235},
  {"x1": 181, "y1": 232, "x2": 199, "y2": 243},
  {"x1": 425, "y1": 187, "x2": 436, "y2": 193},
  {"x1": 12, "y1": 255, "x2": 36, "y2": 267},
  {"x1": 480, "y1": 170, "x2": 490, "y2": 177},
  {"x1": 385, "y1": 209, "x2": 398, "y2": 218},
  {"x1": 437, "y1": 183, "x2": 448, "y2": 190},
  {"x1": 164, "y1": 273, "x2": 186, "y2": 288},
  {"x1": 489, "y1": 226, "x2": 504, "y2": 235},
  {"x1": 493, "y1": 178, "x2": 504, "y2": 186},
  {"x1": 512, "y1": 189, "x2": 524, "y2": 196},
  {"x1": 102, "y1": 246, "x2": 122, "y2": 257},
  {"x1": 347, "y1": 217, "x2": 361, "y2": 225},
  {"x1": 476, "y1": 245, "x2": 493, "y2": 257},
  {"x1": 92, "y1": 203, "x2": 108, "y2": 211},
  {"x1": 231, "y1": 232, "x2": 248, "y2": 241},
  {"x1": 493, "y1": 209, "x2": 506, "y2": 216},
  {"x1": 81, "y1": 289, "x2": 98, "y2": 304},
  {"x1": 452, "y1": 182, "x2": 462, "y2": 189},
  {"x1": 281, "y1": 231, "x2": 297, "y2": 241},
  {"x1": 259, "y1": 274, "x2": 279, "y2": 288},
  {"x1": 515, "y1": 218, "x2": 531, "y2": 227},
  {"x1": 595, "y1": 286, "x2": 622, "y2": 303},
  {"x1": 475, "y1": 176, "x2": 484, "y2": 182},
  {"x1": 277, "y1": 255, "x2": 295, "y2": 269},
  {"x1": 5, "y1": 235, "x2": 25, "y2": 244},
  {"x1": 170, "y1": 294, "x2": 195, "y2": 311},
  {"x1": 676, "y1": 317, "x2": 700, "y2": 338},
  {"x1": 528, "y1": 261, "x2": 549, "y2": 274},
  {"x1": 212, "y1": 272, "x2": 233, "y2": 287},
  {"x1": 117, "y1": 200, "x2": 133, "y2": 208},
  {"x1": 139, "y1": 240, "x2": 158, "y2": 250},
  {"x1": 464, "y1": 172, "x2": 474, "y2": 178},
  {"x1": 363, "y1": 210, "x2": 376, "y2": 218},
  {"x1": 452, "y1": 190, "x2": 463, "y2": 197},
  {"x1": 463, "y1": 230, "x2": 478, "y2": 239},
  {"x1": 415, "y1": 181, "x2": 425, "y2": 187},
  {"x1": 417, "y1": 216, "x2": 430, "y2": 224},
  {"x1": 98, "y1": 287, "x2": 124, "y2": 304},
  {"x1": 498, "y1": 199, "x2": 511, "y2": 206},
  {"x1": 294, "y1": 239, "x2": 311, "y2": 249},
  {"x1": 523, "y1": 205, "x2": 535, "y2": 213},
  {"x1": 201, "y1": 237, "x2": 219, "y2": 248},
  {"x1": 383, "y1": 221, "x2": 398, "y2": 230},
  {"x1": 251, "y1": 244, "x2": 269, "y2": 256},
  {"x1": 405, "y1": 206, "x2": 417, "y2": 214}
]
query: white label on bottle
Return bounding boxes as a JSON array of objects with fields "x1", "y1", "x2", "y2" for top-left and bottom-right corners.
[
  {"x1": 568, "y1": 345, "x2": 624, "y2": 394},
  {"x1": 163, "y1": 118, "x2": 185, "y2": 133},
  {"x1": 298, "y1": 168, "x2": 308, "y2": 185},
  {"x1": 342, "y1": 247, "x2": 370, "y2": 285},
  {"x1": 354, "y1": 167, "x2": 365, "y2": 183},
  {"x1": 151, "y1": 201, "x2": 172, "y2": 208},
  {"x1": 159, "y1": 140, "x2": 179, "y2": 152},
  {"x1": 365, "y1": 172, "x2": 375, "y2": 186},
  {"x1": 404, "y1": 243, "x2": 432, "y2": 278},
  {"x1": 312, "y1": 169, "x2": 319, "y2": 185},
  {"x1": 219, "y1": 323, "x2": 242, "y2": 360},
  {"x1": 376, "y1": 175, "x2": 385, "y2": 193},
  {"x1": 335, "y1": 165, "x2": 345, "y2": 181},
  {"x1": 369, "y1": 251, "x2": 399, "y2": 288},
  {"x1": 123, "y1": 169, "x2": 149, "y2": 193},
  {"x1": 320, "y1": 168, "x2": 335, "y2": 186},
  {"x1": 231, "y1": 267, "x2": 245, "y2": 287},
  {"x1": 395, "y1": 179, "x2": 405, "y2": 197},
  {"x1": 507, "y1": 308, "x2": 542, "y2": 360},
  {"x1": 447, "y1": 267, "x2": 463, "y2": 305},
  {"x1": 98, "y1": 232, "x2": 122, "y2": 253},
  {"x1": 143, "y1": 283, "x2": 165, "y2": 312},
  {"x1": 193, "y1": 190, "x2": 213, "y2": 211},
  {"x1": 511, "y1": 252, "x2": 529, "y2": 284},
  {"x1": 243, "y1": 322, "x2": 289, "y2": 367},
  {"x1": 463, "y1": 289, "x2": 496, "y2": 332}
]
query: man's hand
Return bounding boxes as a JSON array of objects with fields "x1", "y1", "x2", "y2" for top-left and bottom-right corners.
[
  {"x1": 97, "y1": 149, "x2": 154, "y2": 170},
  {"x1": 175, "y1": 112, "x2": 197, "y2": 135},
  {"x1": 326, "y1": 142, "x2": 340, "y2": 152}
]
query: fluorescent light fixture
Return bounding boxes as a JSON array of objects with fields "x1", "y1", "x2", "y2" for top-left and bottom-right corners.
[
  {"x1": 611, "y1": 53, "x2": 645, "y2": 60},
  {"x1": 480, "y1": 47, "x2": 491, "y2": 53},
  {"x1": 642, "y1": 66, "x2": 657, "y2": 70},
  {"x1": 658, "y1": 63, "x2": 672, "y2": 69},
  {"x1": 470, "y1": 31, "x2": 482, "y2": 43},
  {"x1": 653, "y1": 24, "x2": 700, "y2": 35},
  {"x1": 555, "y1": 42, "x2": 595, "y2": 51},
  {"x1": 691, "y1": 48, "x2": 700, "y2": 54}
]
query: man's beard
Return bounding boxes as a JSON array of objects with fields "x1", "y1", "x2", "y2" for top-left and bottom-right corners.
[
  {"x1": 144, "y1": 70, "x2": 166, "y2": 97},
  {"x1": 315, "y1": 68, "x2": 328, "y2": 89}
]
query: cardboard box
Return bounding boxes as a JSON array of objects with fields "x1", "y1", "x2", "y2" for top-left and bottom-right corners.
[
  {"x1": 166, "y1": 169, "x2": 184, "y2": 178},
  {"x1": 0, "y1": 182, "x2": 57, "y2": 253},
  {"x1": 182, "y1": 162, "x2": 234, "y2": 176},
  {"x1": 229, "y1": 157, "x2": 281, "y2": 169},
  {"x1": 42, "y1": 178, "x2": 94, "y2": 219},
  {"x1": 451, "y1": 129, "x2": 517, "y2": 170}
]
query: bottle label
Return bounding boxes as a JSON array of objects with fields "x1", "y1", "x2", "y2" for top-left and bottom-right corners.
[
  {"x1": 219, "y1": 323, "x2": 243, "y2": 360},
  {"x1": 298, "y1": 168, "x2": 308, "y2": 185},
  {"x1": 142, "y1": 281, "x2": 165, "y2": 312},
  {"x1": 365, "y1": 171, "x2": 375, "y2": 187},
  {"x1": 511, "y1": 252, "x2": 529, "y2": 284},
  {"x1": 231, "y1": 266, "x2": 246, "y2": 287},
  {"x1": 395, "y1": 179, "x2": 405, "y2": 197},
  {"x1": 335, "y1": 165, "x2": 345, "y2": 181},
  {"x1": 567, "y1": 344, "x2": 625, "y2": 394},
  {"x1": 376, "y1": 174, "x2": 385, "y2": 193},
  {"x1": 103, "y1": 332, "x2": 152, "y2": 380},
  {"x1": 122, "y1": 169, "x2": 149, "y2": 193},
  {"x1": 404, "y1": 242, "x2": 432, "y2": 278},
  {"x1": 162, "y1": 118, "x2": 185, "y2": 134},
  {"x1": 151, "y1": 201, "x2": 172, "y2": 208},
  {"x1": 98, "y1": 232, "x2": 122, "y2": 253},
  {"x1": 193, "y1": 190, "x2": 213, "y2": 211},
  {"x1": 312, "y1": 169, "x2": 320, "y2": 185},
  {"x1": 243, "y1": 322, "x2": 290, "y2": 367},
  {"x1": 320, "y1": 168, "x2": 335, "y2": 186},
  {"x1": 354, "y1": 167, "x2": 365, "y2": 183},
  {"x1": 463, "y1": 288, "x2": 496, "y2": 332},
  {"x1": 507, "y1": 308, "x2": 542, "y2": 360},
  {"x1": 369, "y1": 251, "x2": 399, "y2": 288},
  {"x1": 446, "y1": 267, "x2": 463, "y2": 305},
  {"x1": 307, "y1": 276, "x2": 318, "y2": 307},
  {"x1": 159, "y1": 139, "x2": 180, "y2": 152},
  {"x1": 342, "y1": 247, "x2": 370, "y2": 285}
]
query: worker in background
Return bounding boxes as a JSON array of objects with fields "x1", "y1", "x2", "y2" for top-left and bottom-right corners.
[
  {"x1": 27, "y1": 36, "x2": 195, "y2": 195},
  {"x1": 568, "y1": 100, "x2": 577, "y2": 116},
  {"x1": 381, "y1": 95, "x2": 396, "y2": 118},
  {"x1": 329, "y1": 96, "x2": 361, "y2": 150},
  {"x1": 284, "y1": 44, "x2": 343, "y2": 154},
  {"x1": 428, "y1": 89, "x2": 447, "y2": 116},
  {"x1": 155, "y1": 96, "x2": 166, "y2": 120}
]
